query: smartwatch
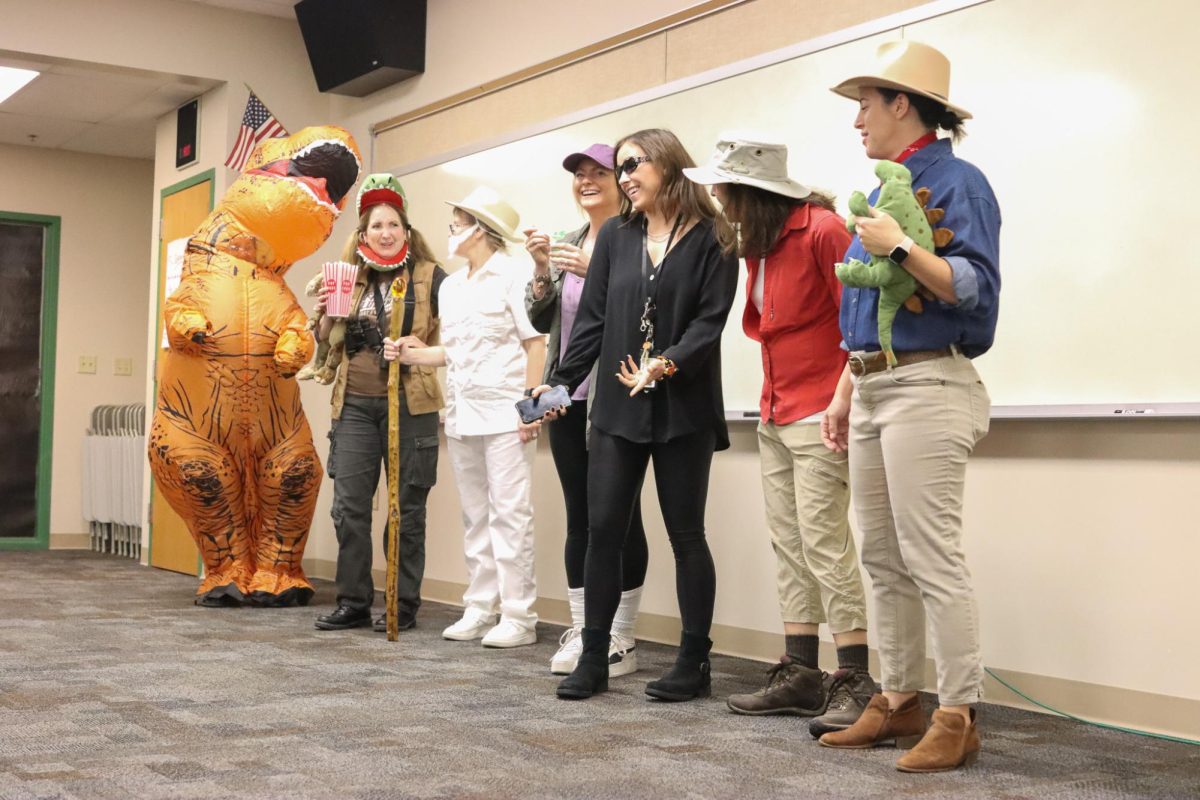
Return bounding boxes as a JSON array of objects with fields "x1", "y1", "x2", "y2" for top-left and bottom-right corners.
[{"x1": 890, "y1": 236, "x2": 914, "y2": 265}]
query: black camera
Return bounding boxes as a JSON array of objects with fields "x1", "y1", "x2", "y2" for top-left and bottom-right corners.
[{"x1": 344, "y1": 318, "x2": 386, "y2": 369}]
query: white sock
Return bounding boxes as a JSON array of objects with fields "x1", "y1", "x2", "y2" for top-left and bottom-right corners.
[
  {"x1": 610, "y1": 586, "x2": 642, "y2": 640},
  {"x1": 567, "y1": 586, "x2": 585, "y2": 631}
]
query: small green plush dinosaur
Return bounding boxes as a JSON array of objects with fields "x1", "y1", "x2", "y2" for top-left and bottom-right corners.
[{"x1": 836, "y1": 160, "x2": 953, "y2": 366}]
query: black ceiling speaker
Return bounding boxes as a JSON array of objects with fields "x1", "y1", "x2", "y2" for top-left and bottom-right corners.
[{"x1": 294, "y1": 0, "x2": 427, "y2": 97}]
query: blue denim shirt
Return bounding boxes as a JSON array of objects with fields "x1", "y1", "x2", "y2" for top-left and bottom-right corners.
[{"x1": 839, "y1": 138, "x2": 1001, "y2": 358}]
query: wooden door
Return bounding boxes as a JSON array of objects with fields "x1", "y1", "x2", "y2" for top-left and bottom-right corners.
[{"x1": 149, "y1": 176, "x2": 212, "y2": 575}]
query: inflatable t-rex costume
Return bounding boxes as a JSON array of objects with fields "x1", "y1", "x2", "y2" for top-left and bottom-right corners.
[
  {"x1": 149, "y1": 126, "x2": 362, "y2": 607},
  {"x1": 835, "y1": 160, "x2": 954, "y2": 366}
]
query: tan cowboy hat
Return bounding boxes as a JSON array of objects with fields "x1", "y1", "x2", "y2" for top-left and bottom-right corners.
[
  {"x1": 831, "y1": 40, "x2": 972, "y2": 120},
  {"x1": 445, "y1": 185, "x2": 522, "y2": 242},
  {"x1": 683, "y1": 137, "x2": 811, "y2": 200}
]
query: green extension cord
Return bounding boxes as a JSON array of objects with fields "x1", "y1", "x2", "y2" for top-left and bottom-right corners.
[{"x1": 984, "y1": 667, "x2": 1200, "y2": 746}]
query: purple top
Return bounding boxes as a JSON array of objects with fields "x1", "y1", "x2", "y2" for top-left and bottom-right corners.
[{"x1": 559, "y1": 270, "x2": 591, "y2": 401}]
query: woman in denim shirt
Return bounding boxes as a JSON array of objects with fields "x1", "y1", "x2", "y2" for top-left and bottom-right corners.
[{"x1": 817, "y1": 41, "x2": 1001, "y2": 773}]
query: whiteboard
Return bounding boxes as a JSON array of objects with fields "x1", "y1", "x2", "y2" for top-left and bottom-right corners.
[{"x1": 387, "y1": 0, "x2": 1200, "y2": 417}]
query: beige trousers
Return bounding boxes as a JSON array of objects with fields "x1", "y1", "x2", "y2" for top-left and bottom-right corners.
[
  {"x1": 758, "y1": 419, "x2": 867, "y2": 633},
  {"x1": 848, "y1": 352, "x2": 990, "y2": 706}
]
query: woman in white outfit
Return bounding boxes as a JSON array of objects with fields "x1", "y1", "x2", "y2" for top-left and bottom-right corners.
[{"x1": 385, "y1": 186, "x2": 546, "y2": 648}]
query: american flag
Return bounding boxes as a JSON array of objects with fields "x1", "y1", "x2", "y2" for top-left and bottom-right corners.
[{"x1": 224, "y1": 91, "x2": 288, "y2": 171}]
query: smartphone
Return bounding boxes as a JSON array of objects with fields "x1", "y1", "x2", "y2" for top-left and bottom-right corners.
[{"x1": 515, "y1": 385, "x2": 572, "y2": 424}]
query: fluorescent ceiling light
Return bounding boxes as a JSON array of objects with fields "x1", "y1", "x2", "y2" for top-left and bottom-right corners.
[{"x1": 0, "y1": 67, "x2": 39, "y2": 104}]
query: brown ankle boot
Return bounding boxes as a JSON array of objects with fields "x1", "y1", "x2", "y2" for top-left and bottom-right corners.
[
  {"x1": 818, "y1": 693, "x2": 926, "y2": 749},
  {"x1": 895, "y1": 708, "x2": 980, "y2": 772}
]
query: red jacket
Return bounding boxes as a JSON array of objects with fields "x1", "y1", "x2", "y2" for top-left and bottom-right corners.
[{"x1": 743, "y1": 204, "x2": 850, "y2": 424}]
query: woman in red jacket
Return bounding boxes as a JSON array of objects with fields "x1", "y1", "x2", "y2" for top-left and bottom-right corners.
[{"x1": 685, "y1": 137, "x2": 875, "y2": 737}]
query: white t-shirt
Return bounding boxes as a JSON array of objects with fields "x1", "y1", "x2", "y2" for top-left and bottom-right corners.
[{"x1": 439, "y1": 251, "x2": 543, "y2": 438}]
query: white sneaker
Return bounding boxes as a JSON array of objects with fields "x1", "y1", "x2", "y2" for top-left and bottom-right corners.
[
  {"x1": 609, "y1": 632, "x2": 639, "y2": 677},
  {"x1": 442, "y1": 609, "x2": 497, "y2": 641},
  {"x1": 481, "y1": 620, "x2": 537, "y2": 648},
  {"x1": 550, "y1": 627, "x2": 583, "y2": 674}
]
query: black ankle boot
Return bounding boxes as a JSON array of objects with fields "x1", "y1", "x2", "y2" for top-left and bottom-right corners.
[
  {"x1": 645, "y1": 631, "x2": 712, "y2": 701},
  {"x1": 556, "y1": 627, "x2": 610, "y2": 699}
]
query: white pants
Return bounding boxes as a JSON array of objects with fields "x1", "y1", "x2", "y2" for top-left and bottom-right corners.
[{"x1": 446, "y1": 431, "x2": 538, "y2": 628}]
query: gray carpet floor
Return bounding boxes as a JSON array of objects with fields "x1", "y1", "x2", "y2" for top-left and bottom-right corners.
[{"x1": 1, "y1": 551, "x2": 1197, "y2": 799}]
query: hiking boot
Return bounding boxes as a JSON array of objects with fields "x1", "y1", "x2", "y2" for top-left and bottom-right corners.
[
  {"x1": 809, "y1": 668, "x2": 879, "y2": 738},
  {"x1": 726, "y1": 657, "x2": 828, "y2": 716}
]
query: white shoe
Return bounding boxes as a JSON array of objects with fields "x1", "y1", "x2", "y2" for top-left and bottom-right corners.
[
  {"x1": 481, "y1": 620, "x2": 537, "y2": 648},
  {"x1": 608, "y1": 632, "x2": 639, "y2": 677},
  {"x1": 442, "y1": 609, "x2": 497, "y2": 641},
  {"x1": 550, "y1": 626, "x2": 583, "y2": 674}
]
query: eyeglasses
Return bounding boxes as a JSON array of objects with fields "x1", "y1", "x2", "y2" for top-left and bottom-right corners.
[
  {"x1": 448, "y1": 220, "x2": 475, "y2": 234},
  {"x1": 618, "y1": 155, "x2": 652, "y2": 178}
]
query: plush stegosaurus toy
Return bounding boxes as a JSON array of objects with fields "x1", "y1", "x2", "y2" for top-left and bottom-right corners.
[
  {"x1": 836, "y1": 160, "x2": 954, "y2": 366},
  {"x1": 296, "y1": 273, "x2": 344, "y2": 385}
]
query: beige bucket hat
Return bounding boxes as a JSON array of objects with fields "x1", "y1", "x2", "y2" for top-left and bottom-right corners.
[
  {"x1": 445, "y1": 186, "x2": 522, "y2": 242},
  {"x1": 831, "y1": 40, "x2": 972, "y2": 120},
  {"x1": 683, "y1": 138, "x2": 811, "y2": 199}
]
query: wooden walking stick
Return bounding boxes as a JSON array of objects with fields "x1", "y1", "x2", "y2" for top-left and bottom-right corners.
[{"x1": 385, "y1": 273, "x2": 409, "y2": 642}]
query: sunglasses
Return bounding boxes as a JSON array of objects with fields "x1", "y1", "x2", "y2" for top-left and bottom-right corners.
[{"x1": 618, "y1": 155, "x2": 652, "y2": 178}]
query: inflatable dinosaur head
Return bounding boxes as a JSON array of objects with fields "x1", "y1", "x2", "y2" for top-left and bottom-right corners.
[{"x1": 229, "y1": 125, "x2": 363, "y2": 268}]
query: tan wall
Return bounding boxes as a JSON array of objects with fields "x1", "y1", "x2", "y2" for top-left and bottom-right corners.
[{"x1": 0, "y1": 143, "x2": 154, "y2": 536}]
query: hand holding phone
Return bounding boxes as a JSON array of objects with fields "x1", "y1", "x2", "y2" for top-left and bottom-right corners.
[{"x1": 516, "y1": 384, "x2": 572, "y2": 424}]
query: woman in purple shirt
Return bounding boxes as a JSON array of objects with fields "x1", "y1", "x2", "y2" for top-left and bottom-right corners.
[{"x1": 524, "y1": 144, "x2": 648, "y2": 680}]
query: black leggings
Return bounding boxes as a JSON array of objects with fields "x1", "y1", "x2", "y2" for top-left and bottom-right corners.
[
  {"x1": 584, "y1": 427, "x2": 717, "y2": 636},
  {"x1": 548, "y1": 403, "x2": 648, "y2": 590}
]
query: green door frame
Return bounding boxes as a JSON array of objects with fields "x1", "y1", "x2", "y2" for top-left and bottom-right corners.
[
  {"x1": 148, "y1": 168, "x2": 215, "y2": 572},
  {"x1": 0, "y1": 211, "x2": 62, "y2": 550}
]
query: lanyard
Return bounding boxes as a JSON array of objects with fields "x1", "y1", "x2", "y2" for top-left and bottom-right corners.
[
  {"x1": 637, "y1": 214, "x2": 683, "y2": 388},
  {"x1": 370, "y1": 266, "x2": 415, "y2": 343},
  {"x1": 638, "y1": 214, "x2": 684, "y2": 347},
  {"x1": 371, "y1": 275, "x2": 389, "y2": 345},
  {"x1": 894, "y1": 131, "x2": 937, "y2": 164}
]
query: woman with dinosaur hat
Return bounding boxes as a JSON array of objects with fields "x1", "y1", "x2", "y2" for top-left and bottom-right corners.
[
  {"x1": 311, "y1": 174, "x2": 447, "y2": 634},
  {"x1": 816, "y1": 40, "x2": 1001, "y2": 772}
]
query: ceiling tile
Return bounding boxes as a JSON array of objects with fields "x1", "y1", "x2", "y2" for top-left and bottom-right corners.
[
  {"x1": 0, "y1": 111, "x2": 93, "y2": 148},
  {"x1": 59, "y1": 123, "x2": 156, "y2": 160},
  {"x1": 0, "y1": 73, "x2": 161, "y2": 123},
  {"x1": 104, "y1": 83, "x2": 208, "y2": 126}
]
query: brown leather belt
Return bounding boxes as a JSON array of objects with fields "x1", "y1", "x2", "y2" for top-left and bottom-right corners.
[{"x1": 847, "y1": 347, "x2": 954, "y2": 377}]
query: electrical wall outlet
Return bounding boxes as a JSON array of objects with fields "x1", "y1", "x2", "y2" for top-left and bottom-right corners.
[
  {"x1": 78, "y1": 355, "x2": 97, "y2": 374},
  {"x1": 114, "y1": 357, "x2": 133, "y2": 376}
]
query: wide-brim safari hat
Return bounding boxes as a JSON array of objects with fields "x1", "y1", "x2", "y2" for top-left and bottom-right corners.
[
  {"x1": 683, "y1": 137, "x2": 811, "y2": 199},
  {"x1": 831, "y1": 40, "x2": 972, "y2": 120},
  {"x1": 445, "y1": 185, "x2": 522, "y2": 242}
]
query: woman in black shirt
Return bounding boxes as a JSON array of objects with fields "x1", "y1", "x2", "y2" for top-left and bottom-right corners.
[{"x1": 537, "y1": 128, "x2": 738, "y2": 701}]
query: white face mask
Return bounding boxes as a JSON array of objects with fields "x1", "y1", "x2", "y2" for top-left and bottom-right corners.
[{"x1": 447, "y1": 224, "x2": 477, "y2": 257}]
